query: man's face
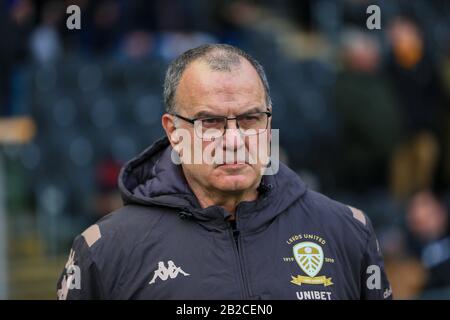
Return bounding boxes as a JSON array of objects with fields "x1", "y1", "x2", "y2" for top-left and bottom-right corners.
[{"x1": 165, "y1": 58, "x2": 271, "y2": 195}]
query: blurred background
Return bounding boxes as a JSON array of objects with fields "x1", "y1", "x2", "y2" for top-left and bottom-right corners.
[{"x1": 0, "y1": 0, "x2": 449, "y2": 299}]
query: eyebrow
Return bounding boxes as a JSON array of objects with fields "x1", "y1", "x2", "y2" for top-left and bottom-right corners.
[{"x1": 192, "y1": 106, "x2": 266, "y2": 118}]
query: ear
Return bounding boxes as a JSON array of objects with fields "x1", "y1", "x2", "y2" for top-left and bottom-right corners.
[
  {"x1": 267, "y1": 104, "x2": 272, "y2": 129},
  {"x1": 161, "y1": 113, "x2": 179, "y2": 148},
  {"x1": 267, "y1": 107, "x2": 272, "y2": 155}
]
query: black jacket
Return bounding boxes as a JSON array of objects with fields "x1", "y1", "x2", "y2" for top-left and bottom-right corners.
[{"x1": 57, "y1": 137, "x2": 392, "y2": 300}]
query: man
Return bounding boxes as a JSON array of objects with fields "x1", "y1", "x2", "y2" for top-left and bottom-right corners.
[{"x1": 57, "y1": 44, "x2": 392, "y2": 300}]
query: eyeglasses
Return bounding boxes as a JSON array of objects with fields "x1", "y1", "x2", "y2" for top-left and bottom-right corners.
[{"x1": 171, "y1": 110, "x2": 272, "y2": 141}]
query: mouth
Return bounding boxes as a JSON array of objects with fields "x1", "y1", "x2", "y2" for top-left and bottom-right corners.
[{"x1": 216, "y1": 162, "x2": 248, "y2": 170}]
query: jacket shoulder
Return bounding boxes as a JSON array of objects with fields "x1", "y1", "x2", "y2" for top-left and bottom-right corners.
[
  {"x1": 80, "y1": 204, "x2": 166, "y2": 252},
  {"x1": 73, "y1": 205, "x2": 166, "y2": 269},
  {"x1": 99, "y1": 204, "x2": 164, "y2": 234},
  {"x1": 302, "y1": 189, "x2": 373, "y2": 240},
  {"x1": 68, "y1": 205, "x2": 166, "y2": 297}
]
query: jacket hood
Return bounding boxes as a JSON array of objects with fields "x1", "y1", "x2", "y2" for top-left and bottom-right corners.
[{"x1": 118, "y1": 136, "x2": 308, "y2": 232}]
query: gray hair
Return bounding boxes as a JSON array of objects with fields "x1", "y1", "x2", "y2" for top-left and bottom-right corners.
[{"x1": 163, "y1": 43, "x2": 272, "y2": 113}]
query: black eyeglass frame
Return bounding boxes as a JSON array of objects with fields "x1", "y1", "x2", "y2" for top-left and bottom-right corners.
[{"x1": 170, "y1": 109, "x2": 272, "y2": 139}]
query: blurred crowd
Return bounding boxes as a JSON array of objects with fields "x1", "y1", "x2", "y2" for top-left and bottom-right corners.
[{"x1": 0, "y1": 0, "x2": 450, "y2": 299}]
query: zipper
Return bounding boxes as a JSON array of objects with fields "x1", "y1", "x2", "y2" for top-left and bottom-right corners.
[{"x1": 229, "y1": 219, "x2": 251, "y2": 299}]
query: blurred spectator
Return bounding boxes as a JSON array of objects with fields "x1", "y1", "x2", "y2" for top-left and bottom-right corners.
[
  {"x1": 30, "y1": 0, "x2": 64, "y2": 63},
  {"x1": 94, "y1": 158, "x2": 122, "y2": 217},
  {"x1": 405, "y1": 190, "x2": 450, "y2": 290},
  {"x1": 120, "y1": 30, "x2": 155, "y2": 61},
  {"x1": 390, "y1": 131, "x2": 440, "y2": 201},
  {"x1": 387, "y1": 16, "x2": 447, "y2": 200},
  {"x1": 86, "y1": 0, "x2": 122, "y2": 56},
  {"x1": 334, "y1": 28, "x2": 402, "y2": 191},
  {"x1": 0, "y1": 0, "x2": 35, "y2": 115},
  {"x1": 286, "y1": 0, "x2": 315, "y2": 31},
  {"x1": 440, "y1": 45, "x2": 450, "y2": 189}
]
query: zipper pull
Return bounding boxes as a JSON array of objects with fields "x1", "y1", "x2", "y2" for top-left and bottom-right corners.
[{"x1": 178, "y1": 210, "x2": 193, "y2": 220}]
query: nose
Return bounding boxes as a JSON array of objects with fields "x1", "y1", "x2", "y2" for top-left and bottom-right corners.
[{"x1": 223, "y1": 119, "x2": 245, "y2": 151}]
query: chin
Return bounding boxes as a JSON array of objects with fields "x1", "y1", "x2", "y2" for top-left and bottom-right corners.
[{"x1": 212, "y1": 174, "x2": 256, "y2": 193}]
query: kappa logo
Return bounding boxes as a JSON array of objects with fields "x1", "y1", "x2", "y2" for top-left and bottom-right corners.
[{"x1": 149, "y1": 260, "x2": 190, "y2": 285}]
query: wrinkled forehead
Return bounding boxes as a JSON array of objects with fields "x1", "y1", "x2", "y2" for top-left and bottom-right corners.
[{"x1": 175, "y1": 58, "x2": 266, "y2": 116}]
